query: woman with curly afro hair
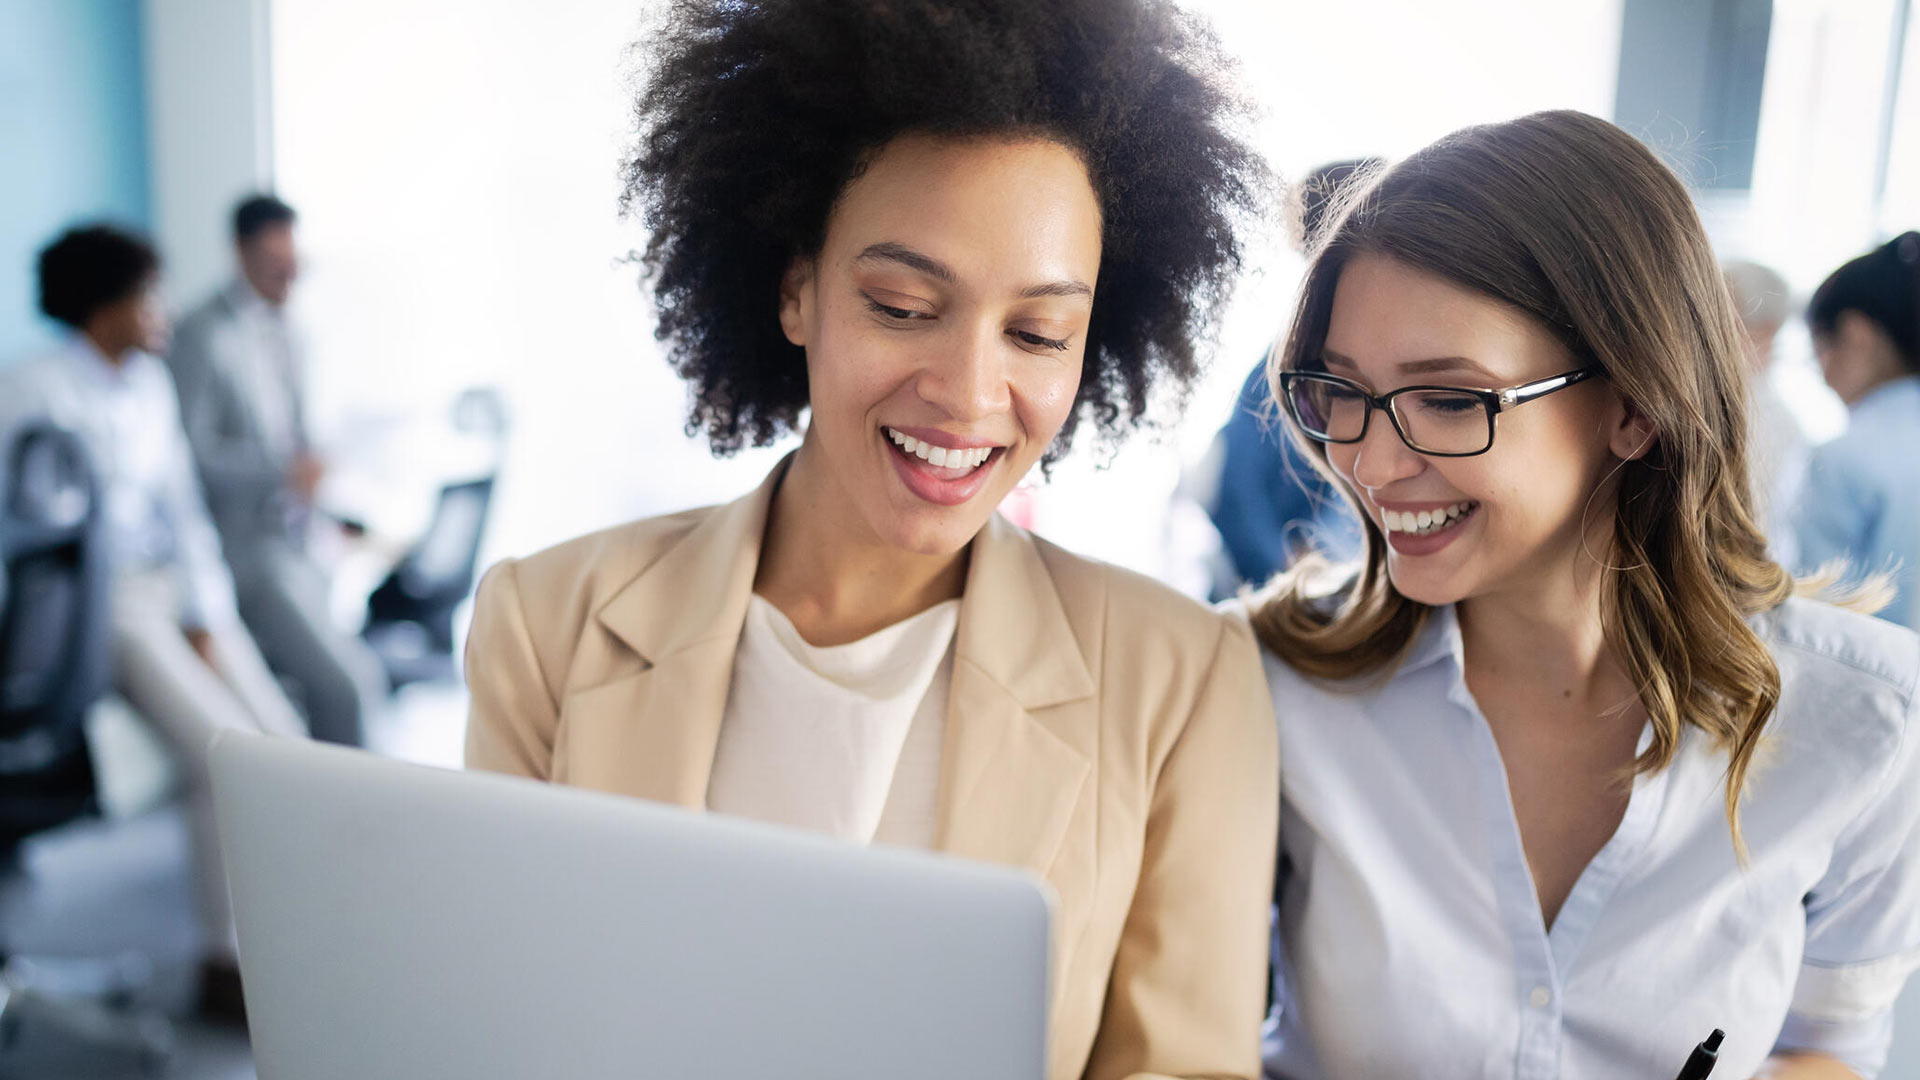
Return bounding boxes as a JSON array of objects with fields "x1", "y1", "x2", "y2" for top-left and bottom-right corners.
[{"x1": 465, "y1": 3, "x2": 1276, "y2": 1076}]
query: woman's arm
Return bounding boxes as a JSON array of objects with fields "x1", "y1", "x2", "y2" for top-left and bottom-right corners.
[
  {"x1": 1757, "y1": 1052, "x2": 1861, "y2": 1079},
  {"x1": 1082, "y1": 614, "x2": 1279, "y2": 1080},
  {"x1": 463, "y1": 558, "x2": 561, "y2": 778},
  {"x1": 1767, "y1": 678, "x2": 1920, "y2": 1079}
]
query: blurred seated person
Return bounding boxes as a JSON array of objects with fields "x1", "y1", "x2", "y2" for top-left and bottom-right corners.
[
  {"x1": 1197, "y1": 160, "x2": 1378, "y2": 596},
  {"x1": 0, "y1": 224, "x2": 309, "y2": 1022},
  {"x1": 166, "y1": 195, "x2": 382, "y2": 745},
  {"x1": 1792, "y1": 231, "x2": 1920, "y2": 627},
  {"x1": 1722, "y1": 258, "x2": 1808, "y2": 555}
]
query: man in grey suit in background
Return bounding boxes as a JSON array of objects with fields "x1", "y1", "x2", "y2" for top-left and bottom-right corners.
[{"x1": 166, "y1": 194, "x2": 383, "y2": 747}]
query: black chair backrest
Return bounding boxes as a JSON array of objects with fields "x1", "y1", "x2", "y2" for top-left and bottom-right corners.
[
  {"x1": 399, "y1": 476, "x2": 494, "y2": 602},
  {"x1": 0, "y1": 421, "x2": 110, "y2": 844},
  {"x1": 366, "y1": 474, "x2": 495, "y2": 621},
  {"x1": 2, "y1": 420, "x2": 110, "y2": 731}
]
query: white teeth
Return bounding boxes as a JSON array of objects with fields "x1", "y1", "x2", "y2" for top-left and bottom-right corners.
[
  {"x1": 1382, "y1": 501, "x2": 1476, "y2": 535},
  {"x1": 883, "y1": 428, "x2": 995, "y2": 472}
]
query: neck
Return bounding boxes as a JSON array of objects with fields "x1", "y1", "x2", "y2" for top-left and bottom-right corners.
[
  {"x1": 81, "y1": 328, "x2": 130, "y2": 367},
  {"x1": 1454, "y1": 510, "x2": 1627, "y2": 707},
  {"x1": 754, "y1": 438, "x2": 969, "y2": 646},
  {"x1": 240, "y1": 276, "x2": 280, "y2": 311}
]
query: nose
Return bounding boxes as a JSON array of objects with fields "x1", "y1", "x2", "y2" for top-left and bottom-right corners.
[
  {"x1": 917, "y1": 321, "x2": 1011, "y2": 423},
  {"x1": 1346, "y1": 410, "x2": 1426, "y2": 491}
]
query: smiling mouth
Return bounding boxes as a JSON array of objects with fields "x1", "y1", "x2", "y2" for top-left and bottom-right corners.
[
  {"x1": 884, "y1": 426, "x2": 1001, "y2": 475},
  {"x1": 1381, "y1": 501, "x2": 1479, "y2": 536}
]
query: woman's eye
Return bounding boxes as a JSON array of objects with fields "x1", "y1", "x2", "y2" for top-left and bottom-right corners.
[
  {"x1": 1010, "y1": 329, "x2": 1070, "y2": 352},
  {"x1": 865, "y1": 297, "x2": 928, "y2": 321}
]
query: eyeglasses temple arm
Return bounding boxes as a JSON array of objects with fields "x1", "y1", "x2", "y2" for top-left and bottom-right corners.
[{"x1": 1497, "y1": 366, "x2": 1601, "y2": 409}]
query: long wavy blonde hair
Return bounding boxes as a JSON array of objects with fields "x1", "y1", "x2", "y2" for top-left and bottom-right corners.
[{"x1": 1250, "y1": 110, "x2": 1870, "y2": 856}]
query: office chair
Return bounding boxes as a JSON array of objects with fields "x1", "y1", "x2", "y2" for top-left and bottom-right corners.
[
  {"x1": 362, "y1": 475, "x2": 496, "y2": 690},
  {"x1": 0, "y1": 420, "x2": 172, "y2": 1072},
  {"x1": 361, "y1": 386, "x2": 507, "y2": 691}
]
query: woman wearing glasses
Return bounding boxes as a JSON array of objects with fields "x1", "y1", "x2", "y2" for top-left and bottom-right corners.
[{"x1": 1251, "y1": 112, "x2": 1920, "y2": 1079}]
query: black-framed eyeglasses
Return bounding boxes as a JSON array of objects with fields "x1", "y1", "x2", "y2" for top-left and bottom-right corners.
[{"x1": 1277, "y1": 366, "x2": 1604, "y2": 457}]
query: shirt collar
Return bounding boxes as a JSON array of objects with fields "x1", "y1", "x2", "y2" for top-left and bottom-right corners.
[
  {"x1": 1398, "y1": 601, "x2": 1466, "y2": 678},
  {"x1": 64, "y1": 332, "x2": 144, "y2": 384},
  {"x1": 1850, "y1": 374, "x2": 1920, "y2": 420},
  {"x1": 1392, "y1": 603, "x2": 1658, "y2": 754},
  {"x1": 225, "y1": 277, "x2": 281, "y2": 319}
]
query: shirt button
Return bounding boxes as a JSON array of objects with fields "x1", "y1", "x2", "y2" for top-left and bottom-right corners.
[{"x1": 1529, "y1": 985, "x2": 1553, "y2": 1009}]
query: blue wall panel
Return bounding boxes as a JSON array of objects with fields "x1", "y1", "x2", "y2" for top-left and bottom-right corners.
[{"x1": 0, "y1": 0, "x2": 151, "y2": 363}]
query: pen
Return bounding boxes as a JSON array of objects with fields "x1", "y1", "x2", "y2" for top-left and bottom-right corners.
[{"x1": 1674, "y1": 1029, "x2": 1724, "y2": 1080}]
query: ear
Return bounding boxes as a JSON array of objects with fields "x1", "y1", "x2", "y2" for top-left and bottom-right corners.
[
  {"x1": 778, "y1": 257, "x2": 815, "y2": 348},
  {"x1": 1609, "y1": 393, "x2": 1658, "y2": 462}
]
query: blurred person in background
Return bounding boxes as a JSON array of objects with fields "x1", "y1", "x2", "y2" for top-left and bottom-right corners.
[
  {"x1": 1793, "y1": 231, "x2": 1920, "y2": 628},
  {"x1": 166, "y1": 194, "x2": 383, "y2": 746},
  {"x1": 1191, "y1": 160, "x2": 1376, "y2": 599},
  {"x1": 0, "y1": 224, "x2": 309, "y2": 1024},
  {"x1": 1723, "y1": 258, "x2": 1808, "y2": 556},
  {"x1": 462, "y1": 1, "x2": 1278, "y2": 1077}
]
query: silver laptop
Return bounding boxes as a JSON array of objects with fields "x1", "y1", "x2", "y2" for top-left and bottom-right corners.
[{"x1": 210, "y1": 733, "x2": 1050, "y2": 1079}]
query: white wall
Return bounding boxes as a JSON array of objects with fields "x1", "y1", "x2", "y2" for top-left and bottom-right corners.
[
  {"x1": 268, "y1": 0, "x2": 793, "y2": 568},
  {"x1": 1743, "y1": 0, "x2": 1903, "y2": 292},
  {"x1": 141, "y1": 0, "x2": 273, "y2": 310},
  {"x1": 1879, "y1": 0, "x2": 1920, "y2": 236}
]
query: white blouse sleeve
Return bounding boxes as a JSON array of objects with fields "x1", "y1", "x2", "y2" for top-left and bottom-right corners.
[{"x1": 1776, "y1": 684, "x2": 1920, "y2": 1076}]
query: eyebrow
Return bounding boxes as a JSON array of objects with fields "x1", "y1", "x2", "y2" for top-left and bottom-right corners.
[
  {"x1": 1322, "y1": 349, "x2": 1501, "y2": 380},
  {"x1": 857, "y1": 242, "x2": 954, "y2": 283},
  {"x1": 854, "y1": 242, "x2": 1093, "y2": 301}
]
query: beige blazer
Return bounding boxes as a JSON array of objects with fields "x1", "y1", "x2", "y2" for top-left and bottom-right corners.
[{"x1": 464, "y1": 465, "x2": 1278, "y2": 1080}]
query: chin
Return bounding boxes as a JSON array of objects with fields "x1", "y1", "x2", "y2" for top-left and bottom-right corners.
[
  {"x1": 1384, "y1": 561, "x2": 1473, "y2": 609},
  {"x1": 873, "y1": 504, "x2": 990, "y2": 558}
]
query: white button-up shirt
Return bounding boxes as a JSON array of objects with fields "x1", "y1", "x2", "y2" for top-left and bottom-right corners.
[
  {"x1": 0, "y1": 337, "x2": 238, "y2": 629},
  {"x1": 1263, "y1": 596, "x2": 1920, "y2": 1079}
]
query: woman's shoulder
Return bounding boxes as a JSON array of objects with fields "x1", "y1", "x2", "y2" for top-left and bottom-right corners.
[
  {"x1": 1764, "y1": 594, "x2": 1920, "y2": 700},
  {"x1": 480, "y1": 504, "x2": 722, "y2": 627},
  {"x1": 1812, "y1": 391, "x2": 1920, "y2": 474},
  {"x1": 1024, "y1": 527, "x2": 1243, "y2": 652},
  {"x1": 1762, "y1": 596, "x2": 1920, "y2": 776}
]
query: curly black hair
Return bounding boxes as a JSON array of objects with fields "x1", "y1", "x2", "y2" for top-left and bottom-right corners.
[
  {"x1": 624, "y1": 0, "x2": 1266, "y2": 461},
  {"x1": 37, "y1": 224, "x2": 160, "y2": 330}
]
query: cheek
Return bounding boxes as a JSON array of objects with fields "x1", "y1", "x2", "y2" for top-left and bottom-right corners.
[
  {"x1": 1013, "y1": 356, "x2": 1083, "y2": 446},
  {"x1": 1470, "y1": 432, "x2": 1605, "y2": 538},
  {"x1": 806, "y1": 313, "x2": 909, "y2": 421},
  {"x1": 1816, "y1": 345, "x2": 1850, "y2": 382},
  {"x1": 1325, "y1": 445, "x2": 1359, "y2": 485}
]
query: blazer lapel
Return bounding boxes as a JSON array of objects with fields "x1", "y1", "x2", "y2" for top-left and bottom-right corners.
[
  {"x1": 934, "y1": 515, "x2": 1097, "y2": 878},
  {"x1": 553, "y1": 462, "x2": 785, "y2": 808},
  {"x1": 553, "y1": 471, "x2": 1099, "y2": 869}
]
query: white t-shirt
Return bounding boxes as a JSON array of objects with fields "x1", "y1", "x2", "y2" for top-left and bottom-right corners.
[{"x1": 706, "y1": 594, "x2": 958, "y2": 847}]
